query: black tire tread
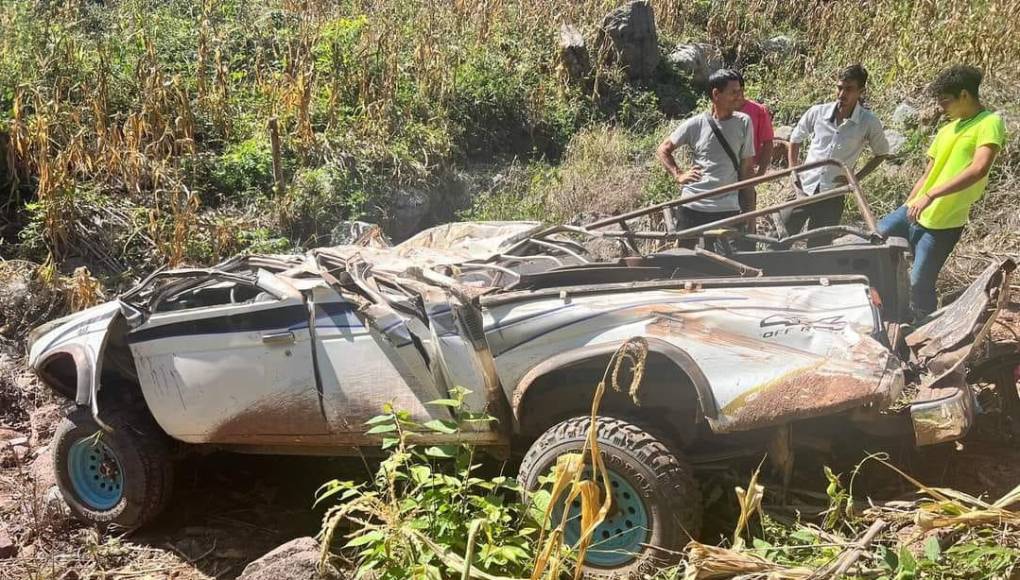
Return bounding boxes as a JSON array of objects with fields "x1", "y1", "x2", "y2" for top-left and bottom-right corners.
[
  {"x1": 518, "y1": 416, "x2": 702, "y2": 578},
  {"x1": 52, "y1": 406, "x2": 174, "y2": 529}
]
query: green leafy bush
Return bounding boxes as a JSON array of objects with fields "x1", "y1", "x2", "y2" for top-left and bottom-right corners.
[{"x1": 315, "y1": 387, "x2": 541, "y2": 579}]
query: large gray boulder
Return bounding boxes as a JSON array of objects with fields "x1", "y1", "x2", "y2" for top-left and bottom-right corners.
[
  {"x1": 599, "y1": 0, "x2": 659, "y2": 80},
  {"x1": 773, "y1": 125, "x2": 794, "y2": 142},
  {"x1": 892, "y1": 102, "x2": 921, "y2": 129},
  {"x1": 759, "y1": 35, "x2": 798, "y2": 60},
  {"x1": 238, "y1": 537, "x2": 342, "y2": 580},
  {"x1": 558, "y1": 24, "x2": 590, "y2": 82},
  {"x1": 667, "y1": 43, "x2": 723, "y2": 86}
]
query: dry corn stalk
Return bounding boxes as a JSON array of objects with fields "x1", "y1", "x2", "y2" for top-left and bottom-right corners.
[
  {"x1": 530, "y1": 337, "x2": 648, "y2": 580},
  {"x1": 683, "y1": 542, "x2": 814, "y2": 580},
  {"x1": 732, "y1": 463, "x2": 765, "y2": 551},
  {"x1": 68, "y1": 267, "x2": 104, "y2": 312},
  {"x1": 873, "y1": 455, "x2": 1020, "y2": 531}
]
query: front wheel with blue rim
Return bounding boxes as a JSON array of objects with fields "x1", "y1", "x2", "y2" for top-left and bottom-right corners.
[
  {"x1": 53, "y1": 407, "x2": 174, "y2": 529},
  {"x1": 518, "y1": 416, "x2": 702, "y2": 579}
]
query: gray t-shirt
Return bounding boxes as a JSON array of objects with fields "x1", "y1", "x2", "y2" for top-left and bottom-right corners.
[{"x1": 669, "y1": 111, "x2": 755, "y2": 212}]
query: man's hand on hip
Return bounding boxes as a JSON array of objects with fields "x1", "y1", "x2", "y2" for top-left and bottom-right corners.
[{"x1": 675, "y1": 166, "x2": 703, "y2": 185}]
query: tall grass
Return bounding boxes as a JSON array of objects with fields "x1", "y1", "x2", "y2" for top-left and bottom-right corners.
[{"x1": 1, "y1": 0, "x2": 1017, "y2": 275}]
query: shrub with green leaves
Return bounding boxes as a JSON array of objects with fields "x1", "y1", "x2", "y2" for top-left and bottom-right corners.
[{"x1": 315, "y1": 387, "x2": 541, "y2": 579}]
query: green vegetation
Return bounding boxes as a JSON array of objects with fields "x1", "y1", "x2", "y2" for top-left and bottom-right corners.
[
  {"x1": 2, "y1": 0, "x2": 1017, "y2": 285},
  {"x1": 315, "y1": 387, "x2": 543, "y2": 579}
]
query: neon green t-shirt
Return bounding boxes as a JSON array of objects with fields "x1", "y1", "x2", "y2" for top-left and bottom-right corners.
[{"x1": 912, "y1": 110, "x2": 1006, "y2": 229}]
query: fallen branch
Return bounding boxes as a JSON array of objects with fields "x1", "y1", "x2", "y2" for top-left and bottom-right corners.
[{"x1": 819, "y1": 518, "x2": 887, "y2": 579}]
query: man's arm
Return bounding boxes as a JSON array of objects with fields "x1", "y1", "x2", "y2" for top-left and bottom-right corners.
[
  {"x1": 739, "y1": 156, "x2": 757, "y2": 212},
  {"x1": 851, "y1": 116, "x2": 892, "y2": 182},
  {"x1": 852, "y1": 154, "x2": 890, "y2": 182},
  {"x1": 908, "y1": 145, "x2": 1000, "y2": 221},
  {"x1": 788, "y1": 107, "x2": 814, "y2": 192},
  {"x1": 656, "y1": 138, "x2": 702, "y2": 185}
]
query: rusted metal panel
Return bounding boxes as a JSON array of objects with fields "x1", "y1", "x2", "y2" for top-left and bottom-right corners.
[
  {"x1": 907, "y1": 259, "x2": 1015, "y2": 368},
  {"x1": 710, "y1": 339, "x2": 903, "y2": 432}
]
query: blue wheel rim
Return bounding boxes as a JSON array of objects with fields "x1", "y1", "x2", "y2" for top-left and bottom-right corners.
[
  {"x1": 556, "y1": 468, "x2": 650, "y2": 567},
  {"x1": 68, "y1": 437, "x2": 124, "y2": 510}
]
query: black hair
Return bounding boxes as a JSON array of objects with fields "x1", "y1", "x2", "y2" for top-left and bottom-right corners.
[
  {"x1": 838, "y1": 64, "x2": 869, "y2": 89},
  {"x1": 929, "y1": 65, "x2": 983, "y2": 100},
  {"x1": 707, "y1": 69, "x2": 742, "y2": 97}
]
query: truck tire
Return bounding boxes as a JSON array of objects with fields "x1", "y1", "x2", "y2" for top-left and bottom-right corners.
[
  {"x1": 518, "y1": 416, "x2": 702, "y2": 578},
  {"x1": 52, "y1": 406, "x2": 174, "y2": 529}
]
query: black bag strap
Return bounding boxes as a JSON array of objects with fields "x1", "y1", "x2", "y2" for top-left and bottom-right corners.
[{"x1": 704, "y1": 112, "x2": 741, "y2": 175}]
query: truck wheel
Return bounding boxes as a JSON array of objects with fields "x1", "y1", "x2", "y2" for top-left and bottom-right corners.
[
  {"x1": 518, "y1": 416, "x2": 702, "y2": 578},
  {"x1": 52, "y1": 407, "x2": 174, "y2": 529}
]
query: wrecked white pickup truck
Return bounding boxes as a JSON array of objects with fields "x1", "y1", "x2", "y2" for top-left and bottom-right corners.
[{"x1": 27, "y1": 161, "x2": 1016, "y2": 577}]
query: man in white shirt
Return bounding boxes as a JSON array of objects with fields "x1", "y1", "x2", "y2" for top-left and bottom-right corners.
[
  {"x1": 784, "y1": 65, "x2": 891, "y2": 246},
  {"x1": 656, "y1": 69, "x2": 756, "y2": 249}
]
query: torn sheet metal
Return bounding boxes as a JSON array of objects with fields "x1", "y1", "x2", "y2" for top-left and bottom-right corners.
[{"x1": 904, "y1": 259, "x2": 1015, "y2": 445}]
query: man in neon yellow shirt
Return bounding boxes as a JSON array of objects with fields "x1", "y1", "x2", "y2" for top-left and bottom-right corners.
[{"x1": 878, "y1": 65, "x2": 1006, "y2": 319}]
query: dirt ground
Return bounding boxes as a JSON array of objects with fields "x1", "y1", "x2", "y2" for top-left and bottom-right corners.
[{"x1": 1, "y1": 304, "x2": 1018, "y2": 580}]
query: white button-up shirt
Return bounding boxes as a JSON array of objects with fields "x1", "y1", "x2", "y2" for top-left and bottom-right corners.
[{"x1": 791, "y1": 102, "x2": 890, "y2": 194}]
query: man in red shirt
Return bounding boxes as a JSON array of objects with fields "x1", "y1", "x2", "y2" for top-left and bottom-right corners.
[{"x1": 736, "y1": 71, "x2": 775, "y2": 177}]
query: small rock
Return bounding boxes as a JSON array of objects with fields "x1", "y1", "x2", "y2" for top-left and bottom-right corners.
[
  {"x1": 759, "y1": 35, "x2": 798, "y2": 59},
  {"x1": 599, "y1": 0, "x2": 659, "y2": 80},
  {"x1": 558, "y1": 24, "x2": 590, "y2": 82},
  {"x1": 0, "y1": 442, "x2": 29, "y2": 467},
  {"x1": 667, "y1": 43, "x2": 723, "y2": 86},
  {"x1": 43, "y1": 485, "x2": 71, "y2": 522},
  {"x1": 0, "y1": 529, "x2": 16, "y2": 559},
  {"x1": 893, "y1": 102, "x2": 921, "y2": 129},
  {"x1": 19, "y1": 543, "x2": 36, "y2": 560},
  {"x1": 0, "y1": 428, "x2": 24, "y2": 442},
  {"x1": 237, "y1": 537, "x2": 341, "y2": 580},
  {"x1": 773, "y1": 125, "x2": 794, "y2": 142},
  {"x1": 885, "y1": 129, "x2": 908, "y2": 156}
]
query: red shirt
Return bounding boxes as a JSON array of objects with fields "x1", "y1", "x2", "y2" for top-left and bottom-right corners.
[{"x1": 740, "y1": 100, "x2": 774, "y2": 156}]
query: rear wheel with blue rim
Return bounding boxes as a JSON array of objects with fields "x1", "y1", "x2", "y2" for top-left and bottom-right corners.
[
  {"x1": 53, "y1": 407, "x2": 174, "y2": 529},
  {"x1": 519, "y1": 416, "x2": 702, "y2": 578}
]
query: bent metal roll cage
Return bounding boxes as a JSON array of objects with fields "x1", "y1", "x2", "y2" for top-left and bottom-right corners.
[{"x1": 518, "y1": 159, "x2": 881, "y2": 259}]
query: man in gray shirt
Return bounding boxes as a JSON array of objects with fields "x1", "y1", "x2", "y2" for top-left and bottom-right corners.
[
  {"x1": 656, "y1": 69, "x2": 756, "y2": 247},
  {"x1": 784, "y1": 65, "x2": 891, "y2": 246}
]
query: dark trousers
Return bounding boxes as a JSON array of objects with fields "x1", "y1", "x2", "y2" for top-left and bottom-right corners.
[
  {"x1": 673, "y1": 207, "x2": 741, "y2": 251},
  {"x1": 878, "y1": 205, "x2": 964, "y2": 320},
  {"x1": 780, "y1": 192, "x2": 846, "y2": 247}
]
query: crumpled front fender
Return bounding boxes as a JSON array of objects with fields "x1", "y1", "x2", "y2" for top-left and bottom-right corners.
[{"x1": 29, "y1": 300, "x2": 141, "y2": 425}]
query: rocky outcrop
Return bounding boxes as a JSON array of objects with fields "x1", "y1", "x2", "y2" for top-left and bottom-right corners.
[
  {"x1": 599, "y1": 0, "x2": 659, "y2": 80},
  {"x1": 558, "y1": 24, "x2": 590, "y2": 83},
  {"x1": 667, "y1": 43, "x2": 723, "y2": 86},
  {"x1": 759, "y1": 35, "x2": 799, "y2": 60},
  {"x1": 892, "y1": 102, "x2": 921, "y2": 129},
  {"x1": 237, "y1": 537, "x2": 342, "y2": 580}
]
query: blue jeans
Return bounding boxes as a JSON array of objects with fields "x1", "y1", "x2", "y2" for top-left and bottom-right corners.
[{"x1": 878, "y1": 205, "x2": 964, "y2": 320}]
